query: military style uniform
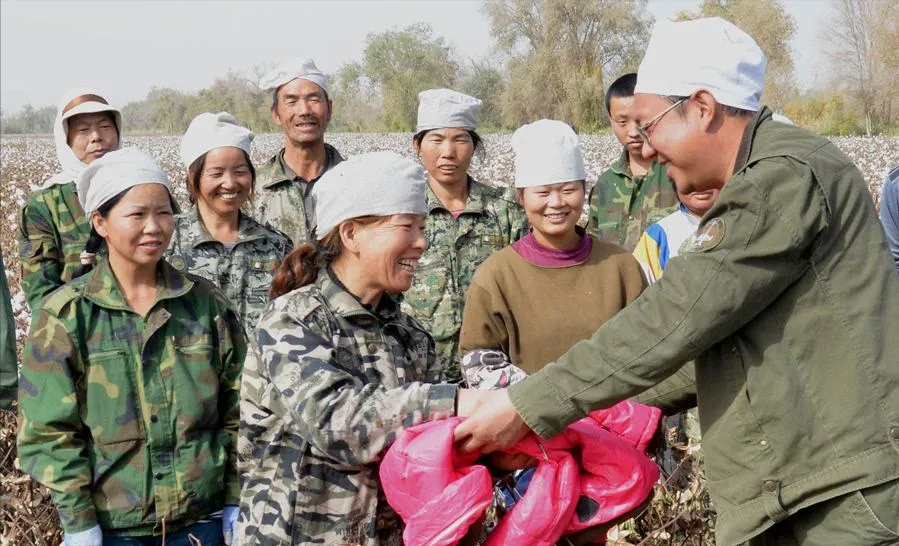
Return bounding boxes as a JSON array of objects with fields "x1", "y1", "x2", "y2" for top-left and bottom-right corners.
[
  {"x1": 249, "y1": 144, "x2": 344, "y2": 246},
  {"x1": 237, "y1": 268, "x2": 457, "y2": 546},
  {"x1": 17, "y1": 181, "x2": 91, "y2": 311},
  {"x1": 17, "y1": 257, "x2": 246, "y2": 537},
  {"x1": 400, "y1": 179, "x2": 529, "y2": 382},
  {"x1": 586, "y1": 150, "x2": 679, "y2": 251},
  {"x1": 165, "y1": 206, "x2": 293, "y2": 331},
  {"x1": 0, "y1": 250, "x2": 17, "y2": 410},
  {"x1": 510, "y1": 108, "x2": 899, "y2": 545}
]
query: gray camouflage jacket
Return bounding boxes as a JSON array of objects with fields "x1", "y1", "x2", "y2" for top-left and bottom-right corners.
[
  {"x1": 236, "y1": 268, "x2": 457, "y2": 546},
  {"x1": 165, "y1": 206, "x2": 293, "y2": 330},
  {"x1": 248, "y1": 144, "x2": 344, "y2": 246}
]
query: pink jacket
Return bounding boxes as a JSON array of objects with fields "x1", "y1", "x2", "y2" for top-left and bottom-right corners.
[{"x1": 380, "y1": 400, "x2": 661, "y2": 546}]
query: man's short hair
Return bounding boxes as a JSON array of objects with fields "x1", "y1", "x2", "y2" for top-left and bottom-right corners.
[{"x1": 605, "y1": 73, "x2": 638, "y2": 115}]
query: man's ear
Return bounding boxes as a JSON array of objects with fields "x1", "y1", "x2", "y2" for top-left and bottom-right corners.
[{"x1": 692, "y1": 89, "x2": 720, "y2": 130}]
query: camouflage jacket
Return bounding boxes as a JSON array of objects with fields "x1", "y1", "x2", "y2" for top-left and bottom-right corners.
[
  {"x1": 165, "y1": 206, "x2": 293, "y2": 331},
  {"x1": 17, "y1": 257, "x2": 246, "y2": 536},
  {"x1": 237, "y1": 268, "x2": 457, "y2": 546},
  {"x1": 586, "y1": 150, "x2": 679, "y2": 251},
  {"x1": 17, "y1": 180, "x2": 91, "y2": 311},
  {"x1": 400, "y1": 179, "x2": 529, "y2": 382},
  {"x1": 248, "y1": 144, "x2": 344, "y2": 247},
  {"x1": 1, "y1": 250, "x2": 16, "y2": 410}
]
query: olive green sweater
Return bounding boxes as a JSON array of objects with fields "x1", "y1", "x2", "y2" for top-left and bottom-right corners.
[{"x1": 459, "y1": 239, "x2": 646, "y2": 374}]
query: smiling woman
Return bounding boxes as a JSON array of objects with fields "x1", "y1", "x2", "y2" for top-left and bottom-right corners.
[{"x1": 17, "y1": 148, "x2": 246, "y2": 546}]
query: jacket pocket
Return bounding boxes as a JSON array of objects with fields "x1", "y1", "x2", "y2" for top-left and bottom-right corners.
[
  {"x1": 173, "y1": 342, "x2": 221, "y2": 434},
  {"x1": 82, "y1": 349, "x2": 144, "y2": 445}
]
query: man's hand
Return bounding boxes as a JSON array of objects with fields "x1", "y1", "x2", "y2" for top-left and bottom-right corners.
[{"x1": 453, "y1": 389, "x2": 531, "y2": 453}]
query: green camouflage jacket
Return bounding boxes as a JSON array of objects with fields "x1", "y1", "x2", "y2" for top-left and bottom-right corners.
[
  {"x1": 17, "y1": 257, "x2": 246, "y2": 536},
  {"x1": 1, "y1": 250, "x2": 17, "y2": 410},
  {"x1": 17, "y1": 180, "x2": 91, "y2": 311},
  {"x1": 165, "y1": 206, "x2": 293, "y2": 331},
  {"x1": 237, "y1": 268, "x2": 457, "y2": 546},
  {"x1": 400, "y1": 179, "x2": 529, "y2": 382},
  {"x1": 586, "y1": 150, "x2": 679, "y2": 251},
  {"x1": 248, "y1": 144, "x2": 344, "y2": 247}
]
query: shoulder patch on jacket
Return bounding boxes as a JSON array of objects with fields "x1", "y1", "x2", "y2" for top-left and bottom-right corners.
[{"x1": 690, "y1": 217, "x2": 726, "y2": 252}]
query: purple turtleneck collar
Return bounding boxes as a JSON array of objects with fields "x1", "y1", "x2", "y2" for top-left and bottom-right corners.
[{"x1": 512, "y1": 228, "x2": 592, "y2": 268}]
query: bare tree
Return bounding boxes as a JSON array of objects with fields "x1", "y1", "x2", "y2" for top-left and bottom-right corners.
[{"x1": 823, "y1": 0, "x2": 899, "y2": 134}]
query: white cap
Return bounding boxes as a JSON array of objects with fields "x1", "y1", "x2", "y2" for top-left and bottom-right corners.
[
  {"x1": 311, "y1": 152, "x2": 428, "y2": 240},
  {"x1": 78, "y1": 148, "x2": 170, "y2": 217},
  {"x1": 416, "y1": 89, "x2": 481, "y2": 133},
  {"x1": 180, "y1": 112, "x2": 255, "y2": 167},
  {"x1": 510, "y1": 120, "x2": 586, "y2": 188},
  {"x1": 635, "y1": 17, "x2": 767, "y2": 112},
  {"x1": 259, "y1": 57, "x2": 328, "y2": 97}
]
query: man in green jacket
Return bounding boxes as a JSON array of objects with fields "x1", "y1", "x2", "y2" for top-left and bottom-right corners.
[
  {"x1": 251, "y1": 57, "x2": 344, "y2": 246},
  {"x1": 455, "y1": 17, "x2": 899, "y2": 546},
  {"x1": 586, "y1": 72, "x2": 679, "y2": 251}
]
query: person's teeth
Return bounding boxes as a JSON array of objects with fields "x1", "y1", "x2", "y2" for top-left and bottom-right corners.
[{"x1": 219, "y1": 193, "x2": 238, "y2": 199}]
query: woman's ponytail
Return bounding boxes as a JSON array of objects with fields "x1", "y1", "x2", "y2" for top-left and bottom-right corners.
[
  {"x1": 270, "y1": 229, "x2": 341, "y2": 299},
  {"x1": 72, "y1": 228, "x2": 104, "y2": 278}
]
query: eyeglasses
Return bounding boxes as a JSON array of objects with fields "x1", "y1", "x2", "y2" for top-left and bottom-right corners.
[{"x1": 636, "y1": 98, "x2": 686, "y2": 147}]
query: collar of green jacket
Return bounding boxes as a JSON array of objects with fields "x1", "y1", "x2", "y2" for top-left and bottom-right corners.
[
  {"x1": 261, "y1": 143, "x2": 344, "y2": 190},
  {"x1": 184, "y1": 205, "x2": 270, "y2": 249},
  {"x1": 733, "y1": 106, "x2": 773, "y2": 172},
  {"x1": 82, "y1": 256, "x2": 194, "y2": 312},
  {"x1": 607, "y1": 148, "x2": 661, "y2": 180},
  {"x1": 317, "y1": 267, "x2": 401, "y2": 323},
  {"x1": 426, "y1": 177, "x2": 491, "y2": 214}
]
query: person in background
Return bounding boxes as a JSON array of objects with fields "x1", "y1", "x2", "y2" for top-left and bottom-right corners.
[
  {"x1": 586, "y1": 73, "x2": 679, "y2": 251},
  {"x1": 18, "y1": 148, "x2": 245, "y2": 546},
  {"x1": 401, "y1": 89, "x2": 528, "y2": 382},
  {"x1": 881, "y1": 165, "x2": 899, "y2": 274},
  {"x1": 251, "y1": 57, "x2": 344, "y2": 245},
  {"x1": 0, "y1": 250, "x2": 16, "y2": 411},
  {"x1": 454, "y1": 17, "x2": 899, "y2": 546},
  {"x1": 166, "y1": 112, "x2": 292, "y2": 331},
  {"x1": 18, "y1": 87, "x2": 121, "y2": 311},
  {"x1": 237, "y1": 152, "x2": 485, "y2": 546}
]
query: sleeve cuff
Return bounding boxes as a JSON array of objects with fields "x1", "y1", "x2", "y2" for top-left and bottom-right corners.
[
  {"x1": 58, "y1": 503, "x2": 99, "y2": 534},
  {"x1": 508, "y1": 370, "x2": 583, "y2": 439},
  {"x1": 426, "y1": 383, "x2": 457, "y2": 420}
]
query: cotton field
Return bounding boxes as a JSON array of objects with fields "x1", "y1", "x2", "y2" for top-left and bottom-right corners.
[{"x1": 2, "y1": 133, "x2": 898, "y2": 357}]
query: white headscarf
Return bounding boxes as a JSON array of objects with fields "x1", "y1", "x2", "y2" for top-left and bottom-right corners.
[
  {"x1": 511, "y1": 120, "x2": 586, "y2": 188},
  {"x1": 180, "y1": 112, "x2": 255, "y2": 167},
  {"x1": 311, "y1": 152, "x2": 428, "y2": 240},
  {"x1": 77, "y1": 148, "x2": 169, "y2": 218},
  {"x1": 43, "y1": 87, "x2": 122, "y2": 189}
]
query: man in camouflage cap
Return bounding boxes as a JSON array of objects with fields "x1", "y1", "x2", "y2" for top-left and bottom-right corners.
[
  {"x1": 586, "y1": 73, "x2": 679, "y2": 251},
  {"x1": 455, "y1": 17, "x2": 899, "y2": 546},
  {"x1": 250, "y1": 57, "x2": 344, "y2": 245}
]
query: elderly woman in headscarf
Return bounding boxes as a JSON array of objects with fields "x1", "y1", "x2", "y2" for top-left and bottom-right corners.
[
  {"x1": 237, "y1": 152, "x2": 485, "y2": 546},
  {"x1": 165, "y1": 112, "x2": 292, "y2": 331},
  {"x1": 17, "y1": 87, "x2": 122, "y2": 311},
  {"x1": 401, "y1": 89, "x2": 529, "y2": 383},
  {"x1": 17, "y1": 148, "x2": 245, "y2": 546}
]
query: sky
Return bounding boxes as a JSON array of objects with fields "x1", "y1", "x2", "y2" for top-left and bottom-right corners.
[{"x1": 0, "y1": 0, "x2": 831, "y2": 114}]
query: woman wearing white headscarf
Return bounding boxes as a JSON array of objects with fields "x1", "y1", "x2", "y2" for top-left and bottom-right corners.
[
  {"x1": 237, "y1": 152, "x2": 485, "y2": 546},
  {"x1": 17, "y1": 148, "x2": 245, "y2": 546},
  {"x1": 402, "y1": 89, "x2": 528, "y2": 383},
  {"x1": 165, "y1": 112, "x2": 292, "y2": 330},
  {"x1": 17, "y1": 87, "x2": 122, "y2": 311}
]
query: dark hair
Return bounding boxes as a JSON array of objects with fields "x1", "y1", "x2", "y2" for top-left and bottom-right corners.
[
  {"x1": 269, "y1": 216, "x2": 382, "y2": 299},
  {"x1": 186, "y1": 149, "x2": 256, "y2": 204},
  {"x1": 604, "y1": 73, "x2": 638, "y2": 115},
  {"x1": 412, "y1": 129, "x2": 482, "y2": 151},
  {"x1": 667, "y1": 95, "x2": 753, "y2": 118},
  {"x1": 72, "y1": 189, "x2": 129, "y2": 278}
]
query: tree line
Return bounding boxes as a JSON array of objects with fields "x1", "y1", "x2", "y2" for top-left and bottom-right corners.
[{"x1": 2, "y1": 0, "x2": 897, "y2": 136}]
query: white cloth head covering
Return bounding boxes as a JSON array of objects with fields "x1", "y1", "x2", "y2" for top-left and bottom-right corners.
[
  {"x1": 180, "y1": 112, "x2": 255, "y2": 167},
  {"x1": 77, "y1": 148, "x2": 170, "y2": 217},
  {"x1": 510, "y1": 120, "x2": 586, "y2": 188},
  {"x1": 259, "y1": 57, "x2": 328, "y2": 97},
  {"x1": 416, "y1": 89, "x2": 482, "y2": 133},
  {"x1": 311, "y1": 151, "x2": 428, "y2": 240},
  {"x1": 43, "y1": 87, "x2": 122, "y2": 189},
  {"x1": 635, "y1": 17, "x2": 767, "y2": 112}
]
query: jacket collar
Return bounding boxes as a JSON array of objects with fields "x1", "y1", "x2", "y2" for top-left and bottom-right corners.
[
  {"x1": 426, "y1": 177, "x2": 488, "y2": 214},
  {"x1": 185, "y1": 205, "x2": 267, "y2": 249},
  {"x1": 262, "y1": 143, "x2": 343, "y2": 189},
  {"x1": 83, "y1": 256, "x2": 193, "y2": 312},
  {"x1": 608, "y1": 149, "x2": 660, "y2": 180},
  {"x1": 316, "y1": 267, "x2": 401, "y2": 323},
  {"x1": 733, "y1": 106, "x2": 773, "y2": 174}
]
